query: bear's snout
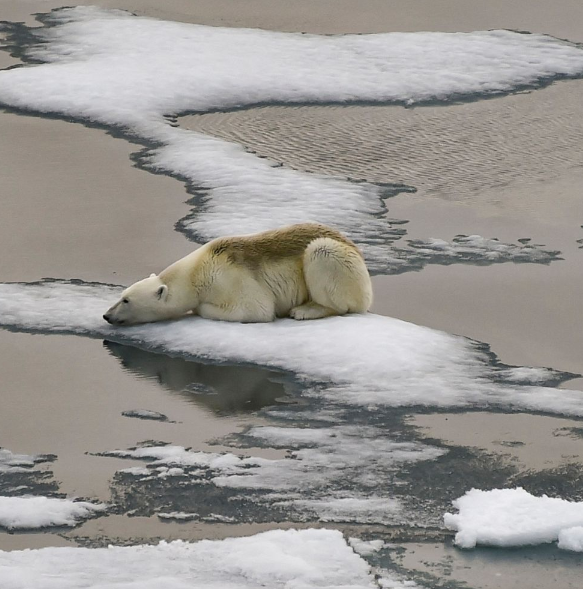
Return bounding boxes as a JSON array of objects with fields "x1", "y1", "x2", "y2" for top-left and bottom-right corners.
[{"x1": 103, "y1": 313, "x2": 125, "y2": 325}]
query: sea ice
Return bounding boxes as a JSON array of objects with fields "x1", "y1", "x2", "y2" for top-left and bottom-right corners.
[
  {"x1": 0, "y1": 280, "x2": 580, "y2": 416},
  {"x1": 0, "y1": 528, "x2": 377, "y2": 589},
  {"x1": 349, "y1": 537, "x2": 387, "y2": 556},
  {"x1": 0, "y1": 448, "x2": 50, "y2": 473},
  {"x1": 0, "y1": 496, "x2": 106, "y2": 530},
  {"x1": 121, "y1": 409, "x2": 171, "y2": 422},
  {"x1": 444, "y1": 488, "x2": 583, "y2": 551},
  {"x1": 103, "y1": 429, "x2": 439, "y2": 524},
  {"x1": 0, "y1": 7, "x2": 579, "y2": 271}
]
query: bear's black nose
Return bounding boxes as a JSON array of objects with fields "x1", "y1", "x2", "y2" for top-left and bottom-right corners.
[{"x1": 103, "y1": 314, "x2": 112, "y2": 324}]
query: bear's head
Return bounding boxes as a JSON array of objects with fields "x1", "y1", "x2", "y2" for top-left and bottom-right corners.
[{"x1": 103, "y1": 274, "x2": 171, "y2": 326}]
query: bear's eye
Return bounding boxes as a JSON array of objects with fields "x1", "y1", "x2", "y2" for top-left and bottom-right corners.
[{"x1": 122, "y1": 298, "x2": 129, "y2": 304}]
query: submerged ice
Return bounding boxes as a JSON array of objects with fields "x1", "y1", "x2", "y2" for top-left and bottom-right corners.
[
  {"x1": 103, "y1": 424, "x2": 444, "y2": 524},
  {"x1": 0, "y1": 7, "x2": 579, "y2": 271}
]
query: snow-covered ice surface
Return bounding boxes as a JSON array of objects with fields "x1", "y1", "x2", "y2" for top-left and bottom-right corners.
[
  {"x1": 0, "y1": 279, "x2": 579, "y2": 414},
  {"x1": 0, "y1": 7, "x2": 577, "y2": 273},
  {"x1": 444, "y1": 488, "x2": 583, "y2": 551},
  {"x1": 0, "y1": 528, "x2": 377, "y2": 589},
  {"x1": 0, "y1": 496, "x2": 106, "y2": 530}
]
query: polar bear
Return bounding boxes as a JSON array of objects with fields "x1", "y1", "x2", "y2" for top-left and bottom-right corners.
[{"x1": 103, "y1": 223, "x2": 372, "y2": 325}]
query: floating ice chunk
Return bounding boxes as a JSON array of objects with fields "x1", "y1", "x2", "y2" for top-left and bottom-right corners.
[
  {"x1": 349, "y1": 537, "x2": 387, "y2": 556},
  {"x1": 121, "y1": 409, "x2": 171, "y2": 422},
  {"x1": 558, "y1": 526, "x2": 583, "y2": 552},
  {"x1": 0, "y1": 448, "x2": 52, "y2": 473},
  {"x1": 0, "y1": 528, "x2": 377, "y2": 589},
  {"x1": 103, "y1": 444, "x2": 251, "y2": 472},
  {"x1": 0, "y1": 280, "x2": 581, "y2": 416},
  {"x1": 0, "y1": 496, "x2": 106, "y2": 530},
  {"x1": 397, "y1": 236, "x2": 560, "y2": 269},
  {"x1": 497, "y1": 367, "x2": 561, "y2": 385},
  {"x1": 444, "y1": 488, "x2": 583, "y2": 549}
]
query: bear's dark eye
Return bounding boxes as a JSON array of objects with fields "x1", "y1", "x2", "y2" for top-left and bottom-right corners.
[{"x1": 122, "y1": 298, "x2": 129, "y2": 304}]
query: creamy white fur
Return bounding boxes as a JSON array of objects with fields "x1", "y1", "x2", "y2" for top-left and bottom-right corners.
[{"x1": 104, "y1": 223, "x2": 373, "y2": 324}]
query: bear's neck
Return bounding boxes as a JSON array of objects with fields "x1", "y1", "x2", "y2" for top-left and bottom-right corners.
[{"x1": 158, "y1": 247, "x2": 207, "y2": 317}]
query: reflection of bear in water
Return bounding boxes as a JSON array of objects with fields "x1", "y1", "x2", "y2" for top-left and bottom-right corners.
[
  {"x1": 104, "y1": 223, "x2": 373, "y2": 325},
  {"x1": 104, "y1": 341, "x2": 291, "y2": 414}
]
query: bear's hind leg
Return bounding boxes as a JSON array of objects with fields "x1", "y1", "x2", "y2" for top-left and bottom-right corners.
[{"x1": 294, "y1": 237, "x2": 372, "y2": 321}]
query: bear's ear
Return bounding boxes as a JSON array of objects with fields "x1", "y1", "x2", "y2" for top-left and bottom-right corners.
[
  {"x1": 149, "y1": 273, "x2": 156, "y2": 278},
  {"x1": 156, "y1": 284, "x2": 169, "y2": 302}
]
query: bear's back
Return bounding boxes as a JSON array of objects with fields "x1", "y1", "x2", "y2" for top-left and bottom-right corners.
[{"x1": 209, "y1": 223, "x2": 357, "y2": 268}]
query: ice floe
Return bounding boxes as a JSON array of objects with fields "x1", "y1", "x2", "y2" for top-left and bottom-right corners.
[
  {"x1": 0, "y1": 448, "x2": 51, "y2": 473},
  {"x1": 349, "y1": 537, "x2": 387, "y2": 556},
  {"x1": 396, "y1": 236, "x2": 560, "y2": 268},
  {"x1": 121, "y1": 409, "x2": 172, "y2": 422},
  {"x1": 444, "y1": 488, "x2": 583, "y2": 551},
  {"x1": 0, "y1": 496, "x2": 106, "y2": 530},
  {"x1": 0, "y1": 7, "x2": 579, "y2": 271},
  {"x1": 0, "y1": 280, "x2": 580, "y2": 415},
  {"x1": 0, "y1": 528, "x2": 377, "y2": 589}
]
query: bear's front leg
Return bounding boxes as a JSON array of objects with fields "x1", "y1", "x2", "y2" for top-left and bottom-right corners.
[{"x1": 197, "y1": 302, "x2": 275, "y2": 323}]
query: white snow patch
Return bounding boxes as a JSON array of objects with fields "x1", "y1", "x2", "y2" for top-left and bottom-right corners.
[
  {"x1": 0, "y1": 280, "x2": 581, "y2": 416},
  {"x1": 0, "y1": 8, "x2": 580, "y2": 267},
  {"x1": 0, "y1": 528, "x2": 377, "y2": 589},
  {"x1": 558, "y1": 526, "x2": 583, "y2": 552},
  {"x1": 444, "y1": 488, "x2": 583, "y2": 550},
  {"x1": 0, "y1": 496, "x2": 106, "y2": 530}
]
